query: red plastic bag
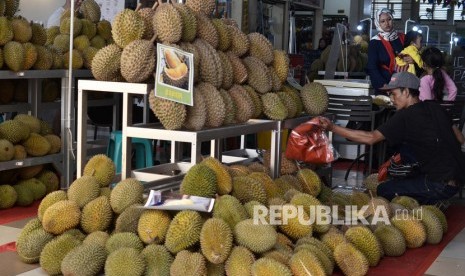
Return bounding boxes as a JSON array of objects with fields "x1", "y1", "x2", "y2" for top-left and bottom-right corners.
[
  {"x1": 285, "y1": 118, "x2": 338, "y2": 164},
  {"x1": 377, "y1": 153, "x2": 401, "y2": 182}
]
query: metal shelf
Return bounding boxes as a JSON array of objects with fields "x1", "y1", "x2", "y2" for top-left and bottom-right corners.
[{"x1": 0, "y1": 153, "x2": 63, "y2": 171}]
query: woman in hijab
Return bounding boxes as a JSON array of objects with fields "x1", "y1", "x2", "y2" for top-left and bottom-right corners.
[{"x1": 366, "y1": 8, "x2": 413, "y2": 95}]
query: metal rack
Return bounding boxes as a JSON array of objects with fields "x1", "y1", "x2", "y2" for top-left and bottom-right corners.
[
  {"x1": 0, "y1": 69, "x2": 93, "y2": 187},
  {"x1": 76, "y1": 80, "x2": 284, "y2": 183}
]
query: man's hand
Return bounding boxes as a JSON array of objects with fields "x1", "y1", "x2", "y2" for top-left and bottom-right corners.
[{"x1": 318, "y1": 116, "x2": 333, "y2": 131}]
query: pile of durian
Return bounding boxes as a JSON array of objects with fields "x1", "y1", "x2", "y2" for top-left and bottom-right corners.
[
  {"x1": 15, "y1": 154, "x2": 448, "y2": 276},
  {"x1": 0, "y1": 164, "x2": 60, "y2": 209},
  {"x1": 307, "y1": 35, "x2": 369, "y2": 81},
  {"x1": 0, "y1": 0, "x2": 112, "y2": 72},
  {"x1": 90, "y1": 0, "x2": 331, "y2": 130}
]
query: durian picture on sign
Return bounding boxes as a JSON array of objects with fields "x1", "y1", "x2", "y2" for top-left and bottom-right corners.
[{"x1": 155, "y1": 44, "x2": 194, "y2": 106}]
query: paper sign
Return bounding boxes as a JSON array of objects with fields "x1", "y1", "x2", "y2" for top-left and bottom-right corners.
[{"x1": 155, "y1": 43, "x2": 194, "y2": 106}]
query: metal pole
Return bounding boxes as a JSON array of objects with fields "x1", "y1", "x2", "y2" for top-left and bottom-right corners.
[
  {"x1": 405, "y1": 18, "x2": 415, "y2": 34},
  {"x1": 450, "y1": 32, "x2": 457, "y2": 55}
]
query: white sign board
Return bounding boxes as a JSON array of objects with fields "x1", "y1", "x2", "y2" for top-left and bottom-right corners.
[{"x1": 95, "y1": 0, "x2": 125, "y2": 22}]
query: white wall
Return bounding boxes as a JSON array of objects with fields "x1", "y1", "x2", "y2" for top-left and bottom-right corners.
[
  {"x1": 18, "y1": 0, "x2": 63, "y2": 25},
  {"x1": 323, "y1": 0, "x2": 350, "y2": 16}
]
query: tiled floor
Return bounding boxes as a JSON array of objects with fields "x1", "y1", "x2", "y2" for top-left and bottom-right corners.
[{"x1": 1, "y1": 167, "x2": 464, "y2": 275}]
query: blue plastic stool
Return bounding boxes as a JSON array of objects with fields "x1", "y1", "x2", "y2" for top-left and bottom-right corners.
[{"x1": 107, "y1": 131, "x2": 154, "y2": 173}]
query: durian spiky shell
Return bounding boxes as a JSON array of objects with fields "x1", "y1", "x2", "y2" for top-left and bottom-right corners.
[
  {"x1": 212, "y1": 19, "x2": 231, "y2": 51},
  {"x1": 80, "y1": 0, "x2": 101, "y2": 23},
  {"x1": 193, "y1": 39, "x2": 223, "y2": 88},
  {"x1": 3, "y1": 40, "x2": 24, "y2": 72},
  {"x1": 261, "y1": 93, "x2": 288, "y2": 120},
  {"x1": 197, "y1": 82, "x2": 226, "y2": 128},
  {"x1": 226, "y1": 51, "x2": 248, "y2": 84},
  {"x1": 217, "y1": 51, "x2": 233, "y2": 90},
  {"x1": 0, "y1": 16, "x2": 13, "y2": 46},
  {"x1": 173, "y1": 3, "x2": 197, "y2": 42},
  {"x1": 228, "y1": 84, "x2": 255, "y2": 123},
  {"x1": 268, "y1": 66, "x2": 282, "y2": 92},
  {"x1": 148, "y1": 90, "x2": 186, "y2": 130},
  {"x1": 91, "y1": 44, "x2": 123, "y2": 81},
  {"x1": 227, "y1": 25, "x2": 249, "y2": 57},
  {"x1": 219, "y1": 88, "x2": 237, "y2": 125},
  {"x1": 112, "y1": 9, "x2": 145, "y2": 48},
  {"x1": 247, "y1": 32, "x2": 274, "y2": 65},
  {"x1": 243, "y1": 56, "x2": 272, "y2": 94},
  {"x1": 31, "y1": 23, "x2": 47, "y2": 46},
  {"x1": 183, "y1": 86, "x2": 206, "y2": 131},
  {"x1": 120, "y1": 39, "x2": 156, "y2": 83},
  {"x1": 185, "y1": 0, "x2": 216, "y2": 16},
  {"x1": 195, "y1": 13, "x2": 219, "y2": 49},
  {"x1": 137, "y1": 7, "x2": 156, "y2": 40},
  {"x1": 273, "y1": 50, "x2": 290, "y2": 83},
  {"x1": 153, "y1": 2, "x2": 182, "y2": 43},
  {"x1": 300, "y1": 82, "x2": 329, "y2": 116},
  {"x1": 277, "y1": 91, "x2": 297, "y2": 118}
]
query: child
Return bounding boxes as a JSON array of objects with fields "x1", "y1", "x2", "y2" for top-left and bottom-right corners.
[{"x1": 395, "y1": 31, "x2": 423, "y2": 75}]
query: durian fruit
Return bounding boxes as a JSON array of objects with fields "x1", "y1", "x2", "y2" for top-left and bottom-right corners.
[
  {"x1": 232, "y1": 176, "x2": 268, "y2": 205},
  {"x1": 96, "y1": 19, "x2": 112, "y2": 40},
  {"x1": 194, "y1": 39, "x2": 223, "y2": 88},
  {"x1": 247, "y1": 32, "x2": 274, "y2": 65},
  {"x1": 80, "y1": 18, "x2": 97, "y2": 39},
  {"x1": 261, "y1": 93, "x2": 288, "y2": 120},
  {"x1": 137, "y1": 209, "x2": 171, "y2": 244},
  {"x1": 234, "y1": 219, "x2": 277, "y2": 254},
  {"x1": 198, "y1": 82, "x2": 226, "y2": 128},
  {"x1": 170, "y1": 250, "x2": 207, "y2": 276},
  {"x1": 61, "y1": 243, "x2": 107, "y2": 276},
  {"x1": 201, "y1": 157, "x2": 232, "y2": 195},
  {"x1": 278, "y1": 203, "x2": 313, "y2": 240},
  {"x1": 251, "y1": 257, "x2": 293, "y2": 276},
  {"x1": 152, "y1": 2, "x2": 182, "y2": 43},
  {"x1": 3, "y1": 40, "x2": 24, "y2": 71},
  {"x1": 228, "y1": 25, "x2": 249, "y2": 57},
  {"x1": 105, "y1": 247, "x2": 146, "y2": 276},
  {"x1": 213, "y1": 195, "x2": 249, "y2": 229},
  {"x1": 13, "y1": 144, "x2": 27, "y2": 159},
  {"x1": 0, "y1": 119, "x2": 30, "y2": 144},
  {"x1": 81, "y1": 46, "x2": 98, "y2": 69},
  {"x1": 289, "y1": 249, "x2": 326, "y2": 276},
  {"x1": 269, "y1": 66, "x2": 283, "y2": 92},
  {"x1": 17, "y1": 178, "x2": 46, "y2": 200},
  {"x1": 186, "y1": 0, "x2": 216, "y2": 16},
  {"x1": 300, "y1": 82, "x2": 329, "y2": 116},
  {"x1": 81, "y1": 196, "x2": 113, "y2": 233},
  {"x1": 16, "y1": 227, "x2": 54, "y2": 263},
  {"x1": 0, "y1": 184, "x2": 17, "y2": 209},
  {"x1": 277, "y1": 91, "x2": 297, "y2": 118},
  {"x1": 22, "y1": 42, "x2": 37, "y2": 70},
  {"x1": 282, "y1": 85, "x2": 304, "y2": 116},
  {"x1": 424, "y1": 205, "x2": 448, "y2": 233},
  {"x1": 114, "y1": 204, "x2": 144, "y2": 234},
  {"x1": 80, "y1": 0, "x2": 101, "y2": 23},
  {"x1": 33, "y1": 45, "x2": 53, "y2": 70},
  {"x1": 345, "y1": 226, "x2": 383, "y2": 266},
  {"x1": 90, "y1": 34, "x2": 106, "y2": 49},
  {"x1": 173, "y1": 3, "x2": 197, "y2": 42},
  {"x1": 212, "y1": 19, "x2": 231, "y2": 52},
  {"x1": 164, "y1": 210, "x2": 203, "y2": 254},
  {"x1": 374, "y1": 225, "x2": 406, "y2": 256},
  {"x1": 64, "y1": 49, "x2": 84, "y2": 69},
  {"x1": 391, "y1": 212, "x2": 427, "y2": 248},
  {"x1": 226, "y1": 51, "x2": 248, "y2": 84},
  {"x1": 137, "y1": 5, "x2": 156, "y2": 40},
  {"x1": 121, "y1": 38, "x2": 156, "y2": 83},
  {"x1": 4, "y1": 0, "x2": 19, "y2": 17},
  {"x1": 43, "y1": 134, "x2": 60, "y2": 155},
  {"x1": 112, "y1": 9, "x2": 145, "y2": 48},
  {"x1": 243, "y1": 56, "x2": 272, "y2": 94},
  {"x1": 13, "y1": 184, "x2": 34, "y2": 206},
  {"x1": 42, "y1": 200, "x2": 81, "y2": 235},
  {"x1": 391, "y1": 195, "x2": 420, "y2": 210},
  {"x1": 83, "y1": 231, "x2": 109, "y2": 246},
  {"x1": 67, "y1": 175, "x2": 100, "y2": 208},
  {"x1": 228, "y1": 84, "x2": 255, "y2": 123},
  {"x1": 0, "y1": 139, "x2": 14, "y2": 161},
  {"x1": 183, "y1": 87, "x2": 207, "y2": 130},
  {"x1": 73, "y1": 34, "x2": 90, "y2": 51},
  {"x1": 148, "y1": 90, "x2": 186, "y2": 130},
  {"x1": 14, "y1": 114, "x2": 40, "y2": 133},
  {"x1": 225, "y1": 246, "x2": 255, "y2": 276},
  {"x1": 294, "y1": 238, "x2": 335, "y2": 275},
  {"x1": 200, "y1": 218, "x2": 233, "y2": 264},
  {"x1": 195, "y1": 13, "x2": 219, "y2": 49},
  {"x1": 179, "y1": 41, "x2": 200, "y2": 81},
  {"x1": 83, "y1": 154, "x2": 116, "y2": 188},
  {"x1": 249, "y1": 172, "x2": 282, "y2": 199},
  {"x1": 91, "y1": 43, "x2": 123, "y2": 81},
  {"x1": 106, "y1": 232, "x2": 144, "y2": 253},
  {"x1": 142, "y1": 244, "x2": 173, "y2": 276},
  {"x1": 363, "y1": 197, "x2": 392, "y2": 218},
  {"x1": 110, "y1": 178, "x2": 144, "y2": 214},
  {"x1": 0, "y1": 16, "x2": 13, "y2": 46},
  {"x1": 60, "y1": 17, "x2": 82, "y2": 37},
  {"x1": 39, "y1": 234, "x2": 82, "y2": 275},
  {"x1": 48, "y1": 45, "x2": 64, "y2": 69},
  {"x1": 273, "y1": 50, "x2": 290, "y2": 83},
  {"x1": 219, "y1": 88, "x2": 237, "y2": 125},
  {"x1": 414, "y1": 206, "x2": 444, "y2": 244},
  {"x1": 46, "y1": 26, "x2": 60, "y2": 45},
  {"x1": 218, "y1": 51, "x2": 234, "y2": 89},
  {"x1": 243, "y1": 85, "x2": 263, "y2": 118},
  {"x1": 320, "y1": 227, "x2": 347, "y2": 252},
  {"x1": 37, "y1": 190, "x2": 67, "y2": 221},
  {"x1": 333, "y1": 243, "x2": 369, "y2": 276},
  {"x1": 296, "y1": 168, "x2": 322, "y2": 197},
  {"x1": 228, "y1": 164, "x2": 252, "y2": 177},
  {"x1": 22, "y1": 133, "x2": 51, "y2": 157},
  {"x1": 11, "y1": 16, "x2": 32, "y2": 43}
]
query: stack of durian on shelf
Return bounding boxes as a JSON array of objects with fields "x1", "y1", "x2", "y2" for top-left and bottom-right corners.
[
  {"x1": 0, "y1": 0, "x2": 112, "y2": 72},
  {"x1": 12, "y1": 152, "x2": 449, "y2": 276},
  {"x1": 89, "y1": 0, "x2": 331, "y2": 131}
]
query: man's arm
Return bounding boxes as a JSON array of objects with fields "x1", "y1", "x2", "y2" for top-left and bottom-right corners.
[{"x1": 318, "y1": 117, "x2": 385, "y2": 145}]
